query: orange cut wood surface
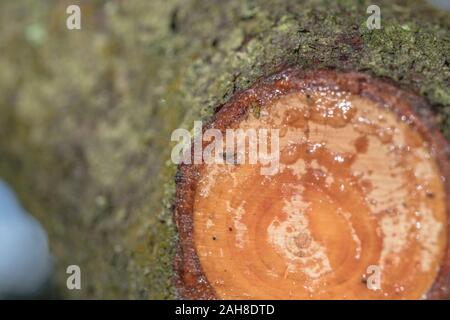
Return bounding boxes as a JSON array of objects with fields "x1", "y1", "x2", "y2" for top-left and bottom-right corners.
[{"x1": 192, "y1": 89, "x2": 447, "y2": 299}]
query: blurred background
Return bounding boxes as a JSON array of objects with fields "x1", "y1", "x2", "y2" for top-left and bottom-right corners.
[{"x1": 0, "y1": 0, "x2": 183, "y2": 299}]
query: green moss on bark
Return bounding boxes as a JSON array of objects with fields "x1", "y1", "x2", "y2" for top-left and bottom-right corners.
[{"x1": 0, "y1": 0, "x2": 448, "y2": 298}]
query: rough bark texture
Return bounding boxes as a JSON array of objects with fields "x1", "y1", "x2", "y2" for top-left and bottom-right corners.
[{"x1": 0, "y1": 0, "x2": 448, "y2": 299}]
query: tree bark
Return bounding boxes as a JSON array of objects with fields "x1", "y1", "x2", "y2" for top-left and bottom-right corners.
[{"x1": 0, "y1": 0, "x2": 448, "y2": 299}]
